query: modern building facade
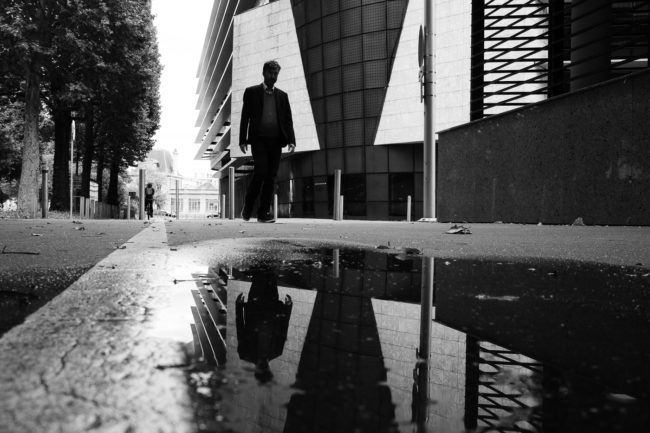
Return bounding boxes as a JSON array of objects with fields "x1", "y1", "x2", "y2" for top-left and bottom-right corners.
[{"x1": 195, "y1": 0, "x2": 649, "y2": 223}]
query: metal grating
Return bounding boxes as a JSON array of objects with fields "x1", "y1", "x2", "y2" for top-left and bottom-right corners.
[{"x1": 471, "y1": 0, "x2": 650, "y2": 120}]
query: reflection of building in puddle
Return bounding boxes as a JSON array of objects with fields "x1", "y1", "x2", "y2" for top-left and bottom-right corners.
[{"x1": 185, "y1": 249, "x2": 648, "y2": 433}]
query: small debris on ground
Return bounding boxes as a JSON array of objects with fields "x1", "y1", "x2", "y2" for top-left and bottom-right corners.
[
  {"x1": 30, "y1": 233, "x2": 43, "y2": 236},
  {"x1": 572, "y1": 217, "x2": 585, "y2": 226},
  {"x1": 446, "y1": 224, "x2": 471, "y2": 234}
]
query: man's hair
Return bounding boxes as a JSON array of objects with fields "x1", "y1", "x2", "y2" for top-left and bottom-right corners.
[{"x1": 262, "y1": 60, "x2": 281, "y2": 74}]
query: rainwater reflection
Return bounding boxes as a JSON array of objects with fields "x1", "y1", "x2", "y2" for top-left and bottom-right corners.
[{"x1": 184, "y1": 245, "x2": 650, "y2": 433}]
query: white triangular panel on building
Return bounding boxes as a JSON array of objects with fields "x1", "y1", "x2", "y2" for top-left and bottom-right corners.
[
  {"x1": 374, "y1": 0, "x2": 424, "y2": 146},
  {"x1": 230, "y1": 0, "x2": 320, "y2": 158},
  {"x1": 375, "y1": 0, "x2": 472, "y2": 146}
]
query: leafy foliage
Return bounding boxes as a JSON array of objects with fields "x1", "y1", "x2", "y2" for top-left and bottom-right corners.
[{"x1": 0, "y1": 0, "x2": 161, "y2": 211}]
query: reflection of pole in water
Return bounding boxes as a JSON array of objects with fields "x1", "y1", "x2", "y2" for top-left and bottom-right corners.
[
  {"x1": 415, "y1": 256, "x2": 434, "y2": 432},
  {"x1": 333, "y1": 249, "x2": 340, "y2": 278}
]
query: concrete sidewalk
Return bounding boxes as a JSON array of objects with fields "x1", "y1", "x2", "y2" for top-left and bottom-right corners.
[{"x1": 0, "y1": 218, "x2": 648, "y2": 432}]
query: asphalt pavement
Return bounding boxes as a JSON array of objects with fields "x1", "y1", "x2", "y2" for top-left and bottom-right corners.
[{"x1": 0, "y1": 217, "x2": 648, "y2": 432}]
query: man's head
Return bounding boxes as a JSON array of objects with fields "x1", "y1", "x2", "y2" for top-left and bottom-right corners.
[
  {"x1": 147, "y1": 183, "x2": 152, "y2": 187},
  {"x1": 262, "y1": 60, "x2": 281, "y2": 88}
]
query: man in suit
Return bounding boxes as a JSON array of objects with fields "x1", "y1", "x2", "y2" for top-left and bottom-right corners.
[{"x1": 239, "y1": 60, "x2": 296, "y2": 223}]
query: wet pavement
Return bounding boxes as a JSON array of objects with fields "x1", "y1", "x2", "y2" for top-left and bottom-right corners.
[
  {"x1": 1, "y1": 219, "x2": 649, "y2": 433},
  {"x1": 167, "y1": 238, "x2": 650, "y2": 433}
]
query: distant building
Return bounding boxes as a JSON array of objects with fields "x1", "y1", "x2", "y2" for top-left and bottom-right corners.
[{"x1": 131, "y1": 149, "x2": 221, "y2": 218}]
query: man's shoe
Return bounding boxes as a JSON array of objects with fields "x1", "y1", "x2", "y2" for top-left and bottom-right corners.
[
  {"x1": 241, "y1": 209, "x2": 251, "y2": 221},
  {"x1": 257, "y1": 214, "x2": 275, "y2": 223}
]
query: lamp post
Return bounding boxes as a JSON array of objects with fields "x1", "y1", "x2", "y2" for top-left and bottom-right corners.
[
  {"x1": 422, "y1": 0, "x2": 437, "y2": 221},
  {"x1": 69, "y1": 118, "x2": 76, "y2": 219}
]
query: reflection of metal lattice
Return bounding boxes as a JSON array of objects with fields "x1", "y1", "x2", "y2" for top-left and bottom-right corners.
[{"x1": 477, "y1": 342, "x2": 543, "y2": 433}]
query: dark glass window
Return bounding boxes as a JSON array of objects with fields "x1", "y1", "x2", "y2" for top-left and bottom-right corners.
[
  {"x1": 322, "y1": 14, "x2": 340, "y2": 42},
  {"x1": 342, "y1": 63, "x2": 364, "y2": 91},
  {"x1": 362, "y1": 2, "x2": 386, "y2": 33},
  {"x1": 341, "y1": 7, "x2": 362, "y2": 37},
  {"x1": 389, "y1": 173, "x2": 414, "y2": 216},
  {"x1": 341, "y1": 36, "x2": 363, "y2": 65},
  {"x1": 343, "y1": 90, "x2": 364, "y2": 119}
]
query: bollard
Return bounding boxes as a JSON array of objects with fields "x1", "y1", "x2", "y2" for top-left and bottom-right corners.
[
  {"x1": 333, "y1": 169, "x2": 341, "y2": 221},
  {"x1": 273, "y1": 194, "x2": 278, "y2": 221},
  {"x1": 221, "y1": 194, "x2": 226, "y2": 220},
  {"x1": 139, "y1": 168, "x2": 145, "y2": 220},
  {"x1": 229, "y1": 166, "x2": 235, "y2": 219},
  {"x1": 339, "y1": 195, "x2": 344, "y2": 220},
  {"x1": 127, "y1": 198, "x2": 131, "y2": 220},
  {"x1": 407, "y1": 195, "x2": 412, "y2": 222},
  {"x1": 41, "y1": 169, "x2": 48, "y2": 219}
]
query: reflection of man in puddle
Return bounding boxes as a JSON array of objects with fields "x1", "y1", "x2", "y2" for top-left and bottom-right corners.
[{"x1": 236, "y1": 268, "x2": 292, "y2": 383}]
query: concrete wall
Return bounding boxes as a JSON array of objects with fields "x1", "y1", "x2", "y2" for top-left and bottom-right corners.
[{"x1": 437, "y1": 70, "x2": 650, "y2": 225}]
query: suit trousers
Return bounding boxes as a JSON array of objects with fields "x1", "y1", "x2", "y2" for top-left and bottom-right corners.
[{"x1": 244, "y1": 137, "x2": 283, "y2": 216}]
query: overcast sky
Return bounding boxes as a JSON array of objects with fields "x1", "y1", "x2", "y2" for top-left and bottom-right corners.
[{"x1": 151, "y1": 0, "x2": 214, "y2": 177}]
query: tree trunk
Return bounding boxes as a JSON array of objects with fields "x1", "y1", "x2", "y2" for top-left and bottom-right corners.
[
  {"x1": 50, "y1": 105, "x2": 71, "y2": 211},
  {"x1": 81, "y1": 102, "x2": 94, "y2": 198},
  {"x1": 16, "y1": 56, "x2": 42, "y2": 217},
  {"x1": 96, "y1": 142, "x2": 104, "y2": 202},
  {"x1": 107, "y1": 154, "x2": 120, "y2": 205}
]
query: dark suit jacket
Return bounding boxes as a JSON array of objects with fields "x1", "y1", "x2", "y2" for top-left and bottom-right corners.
[{"x1": 239, "y1": 84, "x2": 296, "y2": 147}]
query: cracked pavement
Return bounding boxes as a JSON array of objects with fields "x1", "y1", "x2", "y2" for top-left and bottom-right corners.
[{"x1": 0, "y1": 222, "x2": 194, "y2": 433}]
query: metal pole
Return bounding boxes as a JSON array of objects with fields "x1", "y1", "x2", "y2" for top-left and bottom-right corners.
[
  {"x1": 417, "y1": 256, "x2": 435, "y2": 432},
  {"x1": 127, "y1": 198, "x2": 131, "y2": 220},
  {"x1": 423, "y1": 0, "x2": 437, "y2": 220},
  {"x1": 139, "y1": 168, "x2": 145, "y2": 220},
  {"x1": 273, "y1": 194, "x2": 278, "y2": 221},
  {"x1": 175, "y1": 179, "x2": 180, "y2": 220},
  {"x1": 333, "y1": 169, "x2": 341, "y2": 221},
  {"x1": 69, "y1": 120, "x2": 75, "y2": 219},
  {"x1": 407, "y1": 195, "x2": 412, "y2": 222},
  {"x1": 339, "y1": 195, "x2": 344, "y2": 221},
  {"x1": 41, "y1": 168, "x2": 48, "y2": 219},
  {"x1": 229, "y1": 166, "x2": 235, "y2": 219},
  {"x1": 221, "y1": 194, "x2": 226, "y2": 220}
]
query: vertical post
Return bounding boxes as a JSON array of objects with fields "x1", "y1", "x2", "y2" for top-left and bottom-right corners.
[
  {"x1": 127, "y1": 197, "x2": 131, "y2": 220},
  {"x1": 333, "y1": 249, "x2": 340, "y2": 278},
  {"x1": 221, "y1": 194, "x2": 226, "y2": 220},
  {"x1": 339, "y1": 195, "x2": 344, "y2": 221},
  {"x1": 333, "y1": 169, "x2": 341, "y2": 221},
  {"x1": 139, "y1": 168, "x2": 145, "y2": 220},
  {"x1": 273, "y1": 194, "x2": 278, "y2": 221},
  {"x1": 229, "y1": 166, "x2": 235, "y2": 220},
  {"x1": 69, "y1": 120, "x2": 75, "y2": 219},
  {"x1": 416, "y1": 256, "x2": 435, "y2": 432},
  {"x1": 423, "y1": 0, "x2": 437, "y2": 220},
  {"x1": 41, "y1": 168, "x2": 48, "y2": 219},
  {"x1": 407, "y1": 195, "x2": 412, "y2": 222},
  {"x1": 175, "y1": 179, "x2": 180, "y2": 220}
]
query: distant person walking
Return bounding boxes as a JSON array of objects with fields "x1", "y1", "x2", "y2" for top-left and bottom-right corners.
[
  {"x1": 144, "y1": 183, "x2": 155, "y2": 219},
  {"x1": 239, "y1": 60, "x2": 296, "y2": 223}
]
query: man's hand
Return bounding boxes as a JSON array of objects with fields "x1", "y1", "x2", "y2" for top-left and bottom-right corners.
[
  {"x1": 236, "y1": 293, "x2": 245, "y2": 304},
  {"x1": 239, "y1": 143, "x2": 248, "y2": 154},
  {"x1": 287, "y1": 143, "x2": 296, "y2": 153}
]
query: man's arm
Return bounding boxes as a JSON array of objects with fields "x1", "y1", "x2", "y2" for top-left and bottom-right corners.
[
  {"x1": 239, "y1": 88, "x2": 251, "y2": 153},
  {"x1": 284, "y1": 92, "x2": 296, "y2": 153}
]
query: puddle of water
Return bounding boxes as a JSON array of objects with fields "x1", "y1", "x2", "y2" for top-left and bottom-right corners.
[{"x1": 170, "y1": 240, "x2": 650, "y2": 433}]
